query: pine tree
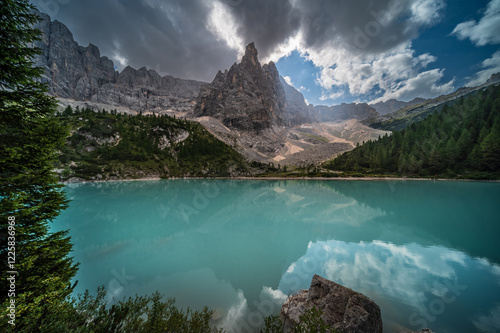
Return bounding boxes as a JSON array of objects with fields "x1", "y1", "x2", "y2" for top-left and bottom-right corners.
[
  {"x1": 0, "y1": 1, "x2": 78, "y2": 330},
  {"x1": 480, "y1": 120, "x2": 500, "y2": 171}
]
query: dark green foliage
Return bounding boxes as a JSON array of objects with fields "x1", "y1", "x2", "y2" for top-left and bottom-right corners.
[
  {"x1": 55, "y1": 109, "x2": 254, "y2": 180},
  {"x1": 0, "y1": 0, "x2": 78, "y2": 330},
  {"x1": 369, "y1": 88, "x2": 493, "y2": 132},
  {"x1": 293, "y1": 307, "x2": 339, "y2": 333},
  {"x1": 261, "y1": 315, "x2": 283, "y2": 333},
  {"x1": 325, "y1": 85, "x2": 500, "y2": 179},
  {"x1": 6, "y1": 286, "x2": 223, "y2": 332}
]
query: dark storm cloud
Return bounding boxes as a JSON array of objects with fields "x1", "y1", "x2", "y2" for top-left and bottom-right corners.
[
  {"x1": 223, "y1": 0, "x2": 301, "y2": 58},
  {"x1": 221, "y1": 0, "x2": 444, "y2": 59},
  {"x1": 31, "y1": 0, "x2": 239, "y2": 82},
  {"x1": 30, "y1": 0, "x2": 444, "y2": 82},
  {"x1": 288, "y1": 0, "x2": 445, "y2": 56},
  {"x1": 292, "y1": 0, "x2": 412, "y2": 53}
]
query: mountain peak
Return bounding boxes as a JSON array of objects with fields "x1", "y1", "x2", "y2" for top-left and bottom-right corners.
[
  {"x1": 241, "y1": 42, "x2": 259, "y2": 69},
  {"x1": 195, "y1": 41, "x2": 289, "y2": 132},
  {"x1": 245, "y1": 42, "x2": 257, "y2": 55}
]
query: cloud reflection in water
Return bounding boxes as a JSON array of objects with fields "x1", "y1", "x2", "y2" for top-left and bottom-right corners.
[{"x1": 276, "y1": 239, "x2": 500, "y2": 333}]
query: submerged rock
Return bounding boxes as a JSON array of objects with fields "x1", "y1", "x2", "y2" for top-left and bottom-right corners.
[{"x1": 280, "y1": 274, "x2": 383, "y2": 333}]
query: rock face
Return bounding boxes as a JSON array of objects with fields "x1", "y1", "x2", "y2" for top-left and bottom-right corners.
[
  {"x1": 281, "y1": 275, "x2": 383, "y2": 333},
  {"x1": 486, "y1": 72, "x2": 500, "y2": 85},
  {"x1": 314, "y1": 103, "x2": 380, "y2": 122},
  {"x1": 280, "y1": 76, "x2": 317, "y2": 126},
  {"x1": 92, "y1": 66, "x2": 204, "y2": 113},
  {"x1": 194, "y1": 42, "x2": 315, "y2": 132},
  {"x1": 32, "y1": 10, "x2": 205, "y2": 113},
  {"x1": 194, "y1": 42, "x2": 287, "y2": 132}
]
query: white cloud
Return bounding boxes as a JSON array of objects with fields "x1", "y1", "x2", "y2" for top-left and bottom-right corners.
[
  {"x1": 207, "y1": 1, "x2": 245, "y2": 59},
  {"x1": 283, "y1": 75, "x2": 294, "y2": 86},
  {"x1": 319, "y1": 94, "x2": 328, "y2": 102},
  {"x1": 452, "y1": 0, "x2": 500, "y2": 46},
  {"x1": 113, "y1": 53, "x2": 128, "y2": 68},
  {"x1": 465, "y1": 51, "x2": 500, "y2": 87},
  {"x1": 320, "y1": 91, "x2": 345, "y2": 101},
  {"x1": 265, "y1": 0, "x2": 452, "y2": 103},
  {"x1": 410, "y1": 0, "x2": 446, "y2": 25},
  {"x1": 310, "y1": 43, "x2": 453, "y2": 103},
  {"x1": 473, "y1": 305, "x2": 500, "y2": 333},
  {"x1": 261, "y1": 286, "x2": 288, "y2": 304},
  {"x1": 221, "y1": 289, "x2": 249, "y2": 331},
  {"x1": 370, "y1": 68, "x2": 455, "y2": 103}
]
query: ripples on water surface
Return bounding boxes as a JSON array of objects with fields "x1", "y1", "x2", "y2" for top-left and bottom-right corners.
[{"x1": 54, "y1": 180, "x2": 500, "y2": 333}]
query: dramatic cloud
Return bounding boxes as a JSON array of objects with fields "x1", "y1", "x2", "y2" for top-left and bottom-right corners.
[
  {"x1": 279, "y1": 0, "x2": 451, "y2": 102},
  {"x1": 288, "y1": 0, "x2": 444, "y2": 56},
  {"x1": 370, "y1": 68, "x2": 455, "y2": 103},
  {"x1": 221, "y1": 0, "x2": 301, "y2": 58},
  {"x1": 452, "y1": 0, "x2": 500, "y2": 46},
  {"x1": 31, "y1": 0, "x2": 454, "y2": 102},
  {"x1": 32, "y1": 0, "x2": 240, "y2": 82},
  {"x1": 307, "y1": 43, "x2": 454, "y2": 103}
]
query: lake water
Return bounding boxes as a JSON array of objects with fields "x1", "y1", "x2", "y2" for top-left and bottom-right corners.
[{"x1": 54, "y1": 179, "x2": 500, "y2": 333}]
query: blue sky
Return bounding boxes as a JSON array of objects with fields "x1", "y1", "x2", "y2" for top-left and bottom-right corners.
[
  {"x1": 31, "y1": 0, "x2": 500, "y2": 106},
  {"x1": 275, "y1": 0, "x2": 500, "y2": 105}
]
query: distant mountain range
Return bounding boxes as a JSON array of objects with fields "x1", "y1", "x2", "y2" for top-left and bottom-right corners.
[
  {"x1": 366, "y1": 73, "x2": 500, "y2": 131},
  {"x1": 370, "y1": 98, "x2": 426, "y2": 115},
  {"x1": 314, "y1": 103, "x2": 379, "y2": 122}
]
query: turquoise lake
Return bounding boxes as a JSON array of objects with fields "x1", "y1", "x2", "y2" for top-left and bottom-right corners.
[{"x1": 54, "y1": 179, "x2": 500, "y2": 333}]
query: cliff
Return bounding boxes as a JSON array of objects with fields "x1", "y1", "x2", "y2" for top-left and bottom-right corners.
[
  {"x1": 280, "y1": 76, "x2": 317, "y2": 126},
  {"x1": 32, "y1": 10, "x2": 205, "y2": 114},
  {"x1": 194, "y1": 42, "x2": 288, "y2": 132}
]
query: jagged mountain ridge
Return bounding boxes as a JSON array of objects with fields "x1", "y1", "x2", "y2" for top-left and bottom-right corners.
[
  {"x1": 194, "y1": 42, "x2": 290, "y2": 132},
  {"x1": 33, "y1": 10, "x2": 205, "y2": 114},
  {"x1": 314, "y1": 103, "x2": 380, "y2": 122},
  {"x1": 370, "y1": 98, "x2": 426, "y2": 115},
  {"x1": 366, "y1": 73, "x2": 500, "y2": 131}
]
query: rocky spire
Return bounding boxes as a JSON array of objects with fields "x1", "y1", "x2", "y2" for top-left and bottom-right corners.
[
  {"x1": 194, "y1": 42, "x2": 287, "y2": 132},
  {"x1": 240, "y1": 42, "x2": 261, "y2": 72}
]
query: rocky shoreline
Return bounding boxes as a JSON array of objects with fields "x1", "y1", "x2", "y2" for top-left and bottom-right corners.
[{"x1": 60, "y1": 175, "x2": 500, "y2": 184}]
